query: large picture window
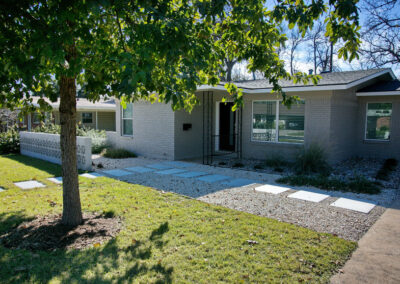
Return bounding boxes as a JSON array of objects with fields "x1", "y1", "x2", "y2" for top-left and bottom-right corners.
[
  {"x1": 365, "y1": 103, "x2": 392, "y2": 140},
  {"x1": 122, "y1": 103, "x2": 133, "y2": 136},
  {"x1": 252, "y1": 100, "x2": 305, "y2": 143}
]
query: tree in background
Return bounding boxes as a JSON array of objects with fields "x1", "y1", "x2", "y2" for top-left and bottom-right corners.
[
  {"x1": 306, "y1": 20, "x2": 339, "y2": 74},
  {"x1": 359, "y1": 0, "x2": 400, "y2": 68},
  {"x1": 0, "y1": 0, "x2": 360, "y2": 226}
]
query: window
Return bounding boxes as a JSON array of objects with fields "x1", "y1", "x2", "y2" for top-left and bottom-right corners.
[
  {"x1": 252, "y1": 100, "x2": 305, "y2": 143},
  {"x1": 122, "y1": 103, "x2": 133, "y2": 136},
  {"x1": 365, "y1": 103, "x2": 392, "y2": 140},
  {"x1": 82, "y1": 112, "x2": 93, "y2": 124},
  {"x1": 32, "y1": 113, "x2": 40, "y2": 124}
]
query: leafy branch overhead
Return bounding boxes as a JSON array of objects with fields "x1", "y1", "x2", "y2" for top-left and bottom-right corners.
[{"x1": 0, "y1": 0, "x2": 360, "y2": 111}]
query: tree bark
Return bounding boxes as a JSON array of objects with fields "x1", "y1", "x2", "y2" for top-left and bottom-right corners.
[{"x1": 59, "y1": 74, "x2": 82, "y2": 226}]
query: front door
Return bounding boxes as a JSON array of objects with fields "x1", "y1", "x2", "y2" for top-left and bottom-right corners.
[{"x1": 219, "y1": 102, "x2": 235, "y2": 151}]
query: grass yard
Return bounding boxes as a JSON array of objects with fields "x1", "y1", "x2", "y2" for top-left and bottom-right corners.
[{"x1": 0, "y1": 155, "x2": 357, "y2": 283}]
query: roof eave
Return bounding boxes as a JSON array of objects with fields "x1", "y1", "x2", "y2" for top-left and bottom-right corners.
[{"x1": 197, "y1": 69, "x2": 396, "y2": 94}]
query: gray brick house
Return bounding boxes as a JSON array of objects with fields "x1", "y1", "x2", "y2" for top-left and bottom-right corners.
[{"x1": 107, "y1": 68, "x2": 400, "y2": 163}]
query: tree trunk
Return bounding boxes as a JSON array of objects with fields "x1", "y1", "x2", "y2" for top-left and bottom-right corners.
[{"x1": 59, "y1": 75, "x2": 83, "y2": 226}]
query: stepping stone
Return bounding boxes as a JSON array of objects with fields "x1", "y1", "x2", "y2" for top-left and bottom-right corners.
[
  {"x1": 80, "y1": 172, "x2": 103, "y2": 179},
  {"x1": 155, "y1": 168, "x2": 187, "y2": 175},
  {"x1": 124, "y1": 166, "x2": 155, "y2": 173},
  {"x1": 221, "y1": 178, "x2": 258, "y2": 187},
  {"x1": 146, "y1": 163, "x2": 173, "y2": 170},
  {"x1": 47, "y1": 177, "x2": 63, "y2": 184},
  {"x1": 255, "y1": 184, "x2": 290, "y2": 194},
  {"x1": 197, "y1": 174, "x2": 230, "y2": 183},
  {"x1": 102, "y1": 169, "x2": 131, "y2": 177},
  {"x1": 288, "y1": 190, "x2": 329, "y2": 203},
  {"x1": 162, "y1": 161, "x2": 194, "y2": 168},
  {"x1": 0, "y1": 187, "x2": 4, "y2": 192},
  {"x1": 14, "y1": 180, "x2": 46, "y2": 190},
  {"x1": 330, "y1": 198, "x2": 376, "y2": 213},
  {"x1": 174, "y1": 171, "x2": 208, "y2": 178}
]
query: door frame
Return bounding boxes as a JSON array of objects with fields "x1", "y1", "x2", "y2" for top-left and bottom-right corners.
[{"x1": 215, "y1": 101, "x2": 237, "y2": 152}]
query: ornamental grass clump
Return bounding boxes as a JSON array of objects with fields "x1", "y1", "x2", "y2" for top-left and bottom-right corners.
[{"x1": 295, "y1": 144, "x2": 330, "y2": 175}]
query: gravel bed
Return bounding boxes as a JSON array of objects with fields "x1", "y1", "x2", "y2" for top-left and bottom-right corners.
[{"x1": 92, "y1": 155, "x2": 399, "y2": 241}]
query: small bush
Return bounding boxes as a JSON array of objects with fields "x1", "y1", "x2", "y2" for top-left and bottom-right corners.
[
  {"x1": 254, "y1": 164, "x2": 264, "y2": 170},
  {"x1": 265, "y1": 155, "x2": 289, "y2": 168},
  {"x1": 376, "y1": 158, "x2": 398, "y2": 180},
  {"x1": 294, "y1": 144, "x2": 330, "y2": 175},
  {"x1": 0, "y1": 125, "x2": 20, "y2": 154},
  {"x1": 102, "y1": 148, "x2": 137, "y2": 159},
  {"x1": 277, "y1": 174, "x2": 380, "y2": 194},
  {"x1": 34, "y1": 123, "x2": 108, "y2": 154},
  {"x1": 33, "y1": 123, "x2": 61, "y2": 134},
  {"x1": 232, "y1": 162, "x2": 244, "y2": 168},
  {"x1": 218, "y1": 161, "x2": 227, "y2": 166}
]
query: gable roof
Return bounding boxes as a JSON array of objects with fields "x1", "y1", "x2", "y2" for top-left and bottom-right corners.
[
  {"x1": 356, "y1": 79, "x2": 400, "y2": 96},
  {"x1": 198, "y1": 68, "x2": 396, "y2": 93},
  {"x1": 31, "y1": 97, "x2": 116, "y2": 111}
]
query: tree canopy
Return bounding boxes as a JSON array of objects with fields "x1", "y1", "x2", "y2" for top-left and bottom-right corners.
[{"x1": 1, "y1": 0, "x2": 360, "y2": 111}]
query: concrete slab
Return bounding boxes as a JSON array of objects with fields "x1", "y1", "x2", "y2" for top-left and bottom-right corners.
[
  {"x1": 162, "y1": 161, "x2": 194, "y2": 168},
  {"x1": 197, "y1": 174, "x2": 230, "y2": 183},
  {"x1": 154, "y1": 168, "x2": 187, "y2": 175},
  {"x1": 330, "y1": 198, "x2": 376, "y2": 213},
  {"x1": 330, "y1": 198, "x2": 400, "y2": 284},
  {"x1": 221, "y1": 178, "x2": 258, "y2": 187},
  {"x1": 124, "y1": 166, "x2": 155, "y2": 173},
  {"x1": 255, "y1": 184, "x2": 290, "y2": 194},
  {"x1": 14, "y1": 180, "x2": 46, "y2": 190},
  {"x1": 102, "y1": 169, "x2": 132, "y2": 177},
  {"x1": 288, "y1": 190, "x2": 329, "y2": 203},
  {"x1": 173, "y1": 171, "x2": 208, "y2": 178},
  {"x1": 47, "y1": 177, "x2": 63, "y2": 184},
  {"x1": 146, "y1": 163, "x2": 173, "y2": 170},
  {"x1": 80, "y1": 172, "x2": 103, "y2": 179}
]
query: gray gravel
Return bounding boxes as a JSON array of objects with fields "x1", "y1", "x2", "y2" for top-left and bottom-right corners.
[{"x1": 92, "y1": 155, "x2": 399, "y2": 241}]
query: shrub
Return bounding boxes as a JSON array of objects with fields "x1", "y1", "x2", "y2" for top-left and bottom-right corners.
[
  {"x1": 265, "y1": 155, "x2": 289, "y2": 168},
  {"x1": 34, "y1": 123, "x2": 108, "y2": 154},
  {"x1": 102, "y1": 148, "x2": 137, "y2": 159},
  {"x1": 232, "y1": 162, "x2": 244, "y2": 168},
  {"x1": 254, "y1": 164, "x2": 264, "y2": 170},
  {"x1": 277, "y1": 174, "x2": 380, "y2": 194},
  {"x1": 294, "y1": 144, "x2": 330, "y2": 175},
  {"x1": 33, "y1": 123, "x2": 61, "y2": 134},
  {"x1": 376, "y1": 158, "x2": 398, "y2": 181},
  {"x1": 0, "y1": 125, "x2": 20, "y2": 154}
]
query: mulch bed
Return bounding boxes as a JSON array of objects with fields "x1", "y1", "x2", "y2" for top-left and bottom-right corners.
[{"x1": 0, "y1": 212, "x2": 123, "y2": 251}]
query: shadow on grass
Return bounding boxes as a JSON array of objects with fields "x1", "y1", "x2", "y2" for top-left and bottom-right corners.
[
  {"x1": 2, "y1": 154, "x2": 62, "y2": 176},
  {"x1": 0, "y1": 212, "x2": 173, "y2": 283}
]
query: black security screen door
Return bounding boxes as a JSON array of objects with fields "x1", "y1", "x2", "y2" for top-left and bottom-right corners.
[{"x1": 219, "y1": 102, "x2": 235, "y2": 151}]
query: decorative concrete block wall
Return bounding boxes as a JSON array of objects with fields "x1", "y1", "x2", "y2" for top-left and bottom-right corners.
[{"x1": 20, "y1": 132, "x2": 92, "y2": 170}]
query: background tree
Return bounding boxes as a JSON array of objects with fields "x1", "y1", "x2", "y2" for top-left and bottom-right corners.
[
  {"x1": 359, "y1": 0, "x2": 400, "y2": 68},
  {"x1": 0, "y1": 0, "x2": 360, "y2": 226},
  {"x1": 306, "y1": 21, "x2": 339, "y2": 74}
]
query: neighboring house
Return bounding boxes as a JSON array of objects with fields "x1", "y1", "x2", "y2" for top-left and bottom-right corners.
[
  {"x1": 21, "y1": 97, "x2": 116, "y2": 131},
  {"x1": 107, "y1": 68, "x2": 400, "y2": 164}
]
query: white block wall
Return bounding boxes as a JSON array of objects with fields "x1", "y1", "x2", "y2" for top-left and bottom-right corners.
[{"x1": 20, "y1": 132, "x2": 92, "y2": 170}]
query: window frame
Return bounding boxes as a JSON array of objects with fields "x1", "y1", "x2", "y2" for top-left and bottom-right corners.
[
  {"x1": 121, "y1": 103, "x2": 133, "y2": 137},
  {"x1": 81, "y1": 112, "x2": 93, "y2": 124},
  {"x1": 364, "y1": 102, "x2": 392, "y2": 142},
  {"x1": 251, "y1": 99, "x2": 305, "y2": 144}
]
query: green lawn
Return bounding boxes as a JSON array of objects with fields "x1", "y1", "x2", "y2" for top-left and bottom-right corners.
[{"x1": 0, "y1": 155, "x2": 356, "y2": 283}]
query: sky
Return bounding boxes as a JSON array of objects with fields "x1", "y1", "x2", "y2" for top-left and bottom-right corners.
[{"x1": 231, "y1": 0, "x2": 400, "y2": 80}]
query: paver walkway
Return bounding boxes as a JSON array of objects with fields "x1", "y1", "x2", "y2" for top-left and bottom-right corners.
[{"x1": 330, "y1": 197, "x2": 400, "y2": 284}]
